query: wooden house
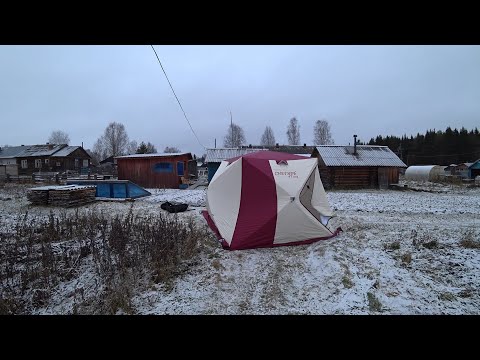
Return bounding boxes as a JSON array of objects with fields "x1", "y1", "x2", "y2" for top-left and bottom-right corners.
[
  {"x1": 115, "y1": 153, "x2": 195, "y2": 188},
  {"x1": 0, "y1": 144, "x2": 91, "y2": 176},
  {"x1": 311, "y1": 144, "x2": 407, "y2": 189}
]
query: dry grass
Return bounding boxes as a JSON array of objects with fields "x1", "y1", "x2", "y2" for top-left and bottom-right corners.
[
  {"x1": 211, "y1": 259, "x2": 225, "y2": 270},
  {"x1": 439, "y1": 292, "x2": 456, "y2": 302},
  {"x1": 342, "y1": 275, "x2": 354, "y2": 289},
  {"x1": 411, "y1": 230, "x2": 439, "y2": 249},
  {"x1": 384, "y1": 241, "x2": 401, "y2": 251},
  {"x1": 401, "y1": 252, "x2": 412, "y2": 264},
  {"x1": 460, "y1": 231, "x2": 480, "y2": 249},
  {"x1": 367, "y1": 292, "x2": 382, "y2": 312},
  {"x1": 0, "y1": 206, "x2": 210, "y2": 314},
  {"x1": 423, "y1": 240, "x2": 438, "y2": 249}
]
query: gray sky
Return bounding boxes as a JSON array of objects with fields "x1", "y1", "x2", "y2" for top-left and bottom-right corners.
[{"x1": 1, "y1": 45, "x2": 479, "y2": 156}]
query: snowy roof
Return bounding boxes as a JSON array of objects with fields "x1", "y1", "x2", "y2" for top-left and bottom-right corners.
[
  {"x1": 239, "y1": 144, "x2": 316, "y2": 155},
  {"x1": 29, "y1": 185, "x2": 96, "y2": 191},
  {"x1": 205, "y1": 148, "x2": 266, "y2": 163},
  {"x1": 0, "y1": 144, "x2": 67, "y2": 158},
  {"x1": 50, "y1": 146, "x2": 82, "y2": 157},
  {"x1": 315, "y1": 145, "x2": 407, "y2": 167},
  {"x1": 468, "y1": 159, "x2": 480, "y2": 168},
  {"x1": 115, "y1": 153, "x2": 191, "y2": 159}
]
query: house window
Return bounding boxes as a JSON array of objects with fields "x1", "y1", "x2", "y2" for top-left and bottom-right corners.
[
  {"x1": 56, "y1": 162, "x2": 61, "y2": 167},
  {"x1": 21, "y1": 160, "x2": 28, "y2": 169},
  {"x1": 35, "y1": 159, "x2": 42, "y2": 168},
  {"x1": 177, "y1": 162, "x2": 184, "y2": 176},
  {"x1": 45, "y1": 159, "x2": 49, "y2": 164},
  {"x1": 83, "y1": 159, "x2": 89, "y2": 167},
  {"x1": 153, "y1": 162, "x2": 173, "y2": 173},
  {"x1": 74, "y1": 159, "x2": 79, "y2": 169}
]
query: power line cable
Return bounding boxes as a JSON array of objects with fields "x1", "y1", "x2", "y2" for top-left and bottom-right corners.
[{"x1": 150, "y1": 45, "x2": 205, "y2": 149}]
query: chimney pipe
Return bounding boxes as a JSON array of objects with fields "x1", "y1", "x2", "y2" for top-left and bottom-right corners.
[{"x1": 353, "y1": 135, "x2": 357, "y2": 155}]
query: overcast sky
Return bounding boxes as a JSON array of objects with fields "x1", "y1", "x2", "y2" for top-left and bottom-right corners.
[{"x1": 1, "y1": 45, "x2": 479, "y2": 156}]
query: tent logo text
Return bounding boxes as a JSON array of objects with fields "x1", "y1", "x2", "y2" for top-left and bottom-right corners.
[{"x1": 275, "y1": 171, "x2": 298, "y2": 178}]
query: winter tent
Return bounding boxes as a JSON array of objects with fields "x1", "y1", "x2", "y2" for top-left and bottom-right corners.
[
  {"x1": 404, "y1": 165, "x2": 444, "y2": 182},
  {"x1": 202, "y1": 151, "x2": 342, "y2": 250}
]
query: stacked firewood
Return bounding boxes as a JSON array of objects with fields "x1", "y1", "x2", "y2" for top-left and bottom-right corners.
[
  {"x1": 26, "y1": 188, "x2": 50, "y2": 205},
  {"x1": 27, "y1": 185, "x2": 96, "y2": 207}
]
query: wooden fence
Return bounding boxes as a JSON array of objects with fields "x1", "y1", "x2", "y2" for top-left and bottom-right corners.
[{"x1": 0, "y1": 172, "x2": 116, "y2": 185}]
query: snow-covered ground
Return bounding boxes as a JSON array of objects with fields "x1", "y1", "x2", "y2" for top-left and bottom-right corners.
[
  {"x1": 144, "y1": 188, "x2": 207, "y2": 207},
  {"x1": 1, "y1": 183, "x2": 479, "y2": 314}
]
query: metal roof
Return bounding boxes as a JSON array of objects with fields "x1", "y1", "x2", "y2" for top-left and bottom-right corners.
[
  {"x1": 0, "y1": 146, "x2": 22, "y2": 158},
  {"x1": 315, "y1": 145, "x2": 407, "y2": 167},
  {"x1": 468, "y1": 159, "x2": 480, "y2": 168},
  {"x1": 0, "y1": 144, "x2": 67, "y2": 158},
  {"x1": 115, "y1": 152, "x2": 190, "y2": 159},
  {"x1": 50, "y1": 146, "x2": 81, "y2": 157},
  {"x1": 205, "y1": 148, "x2": 266, "y2": 163},
  {"x1": 239, "y1": 144, "x2": 316, "y2": 154}
]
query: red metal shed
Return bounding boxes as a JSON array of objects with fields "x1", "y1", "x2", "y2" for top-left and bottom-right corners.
[{"x1": 115, "y1": 153, "x2": 194, "y2": 189}]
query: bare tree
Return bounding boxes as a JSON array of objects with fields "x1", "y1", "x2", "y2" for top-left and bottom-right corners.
[
  {"x1": 93, "y1": 121, "x2": 129, "y2": 159},
  {"x1": 164, "y1": 146, "x2": 180, "y2": 153},
  {"x1": 146, "y1": 142, "x2": 157, "y2": 153},
  {"x1": 260, "y1": 126, "x2": 276, "y2": 146},
  {"x1": 92, "y1": 138, "x2": 106, "y2": 161},
  {"x1": 48, "y1": 130, "x2": 70, "y2": 145},
  {"x1": 85, "y1": 149, "x2": 100, "y2": 166},
  {"x1": 223, "y1": 123, "x2": 246, "y2": 148},
  {"x1": 127, "y1": 140, "x2": 138, "y2": 155},
  {"x1": 286, "y1": 117, "x2": 300, "y2": 145},
  {"x1": 313, "y1": 119, "x2": 334, "y2": 145}
]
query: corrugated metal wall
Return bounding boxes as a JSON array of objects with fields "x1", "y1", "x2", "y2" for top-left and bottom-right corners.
[{"x1": 117, "y1": 154, "x2": 191, "y2": 189}]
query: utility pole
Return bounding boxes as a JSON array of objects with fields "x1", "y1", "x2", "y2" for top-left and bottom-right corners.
[{"x1": 230, "y1": 111, "x2": 234, "y2": 148}]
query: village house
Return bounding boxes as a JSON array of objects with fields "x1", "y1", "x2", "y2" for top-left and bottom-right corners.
[
  {"x1": 311, "y1": 142, "x2": 407, "y2": 189},
  {"x1": 0, "y1": 144, "x2": 91, "y2": 176}
]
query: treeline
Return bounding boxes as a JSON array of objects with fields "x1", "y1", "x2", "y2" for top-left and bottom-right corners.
[{"x1": 368, "y1": 127, "x2": 480, "y2": 165}]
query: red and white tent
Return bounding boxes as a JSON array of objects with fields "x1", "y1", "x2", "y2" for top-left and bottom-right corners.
[{"x1": 202, "y1": 151, "x2": 341, "y2": 250}]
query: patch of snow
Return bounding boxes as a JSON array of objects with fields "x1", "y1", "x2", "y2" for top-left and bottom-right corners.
[{"x1": 142, "y1": 188, "x2": 206, "y2": 207}]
